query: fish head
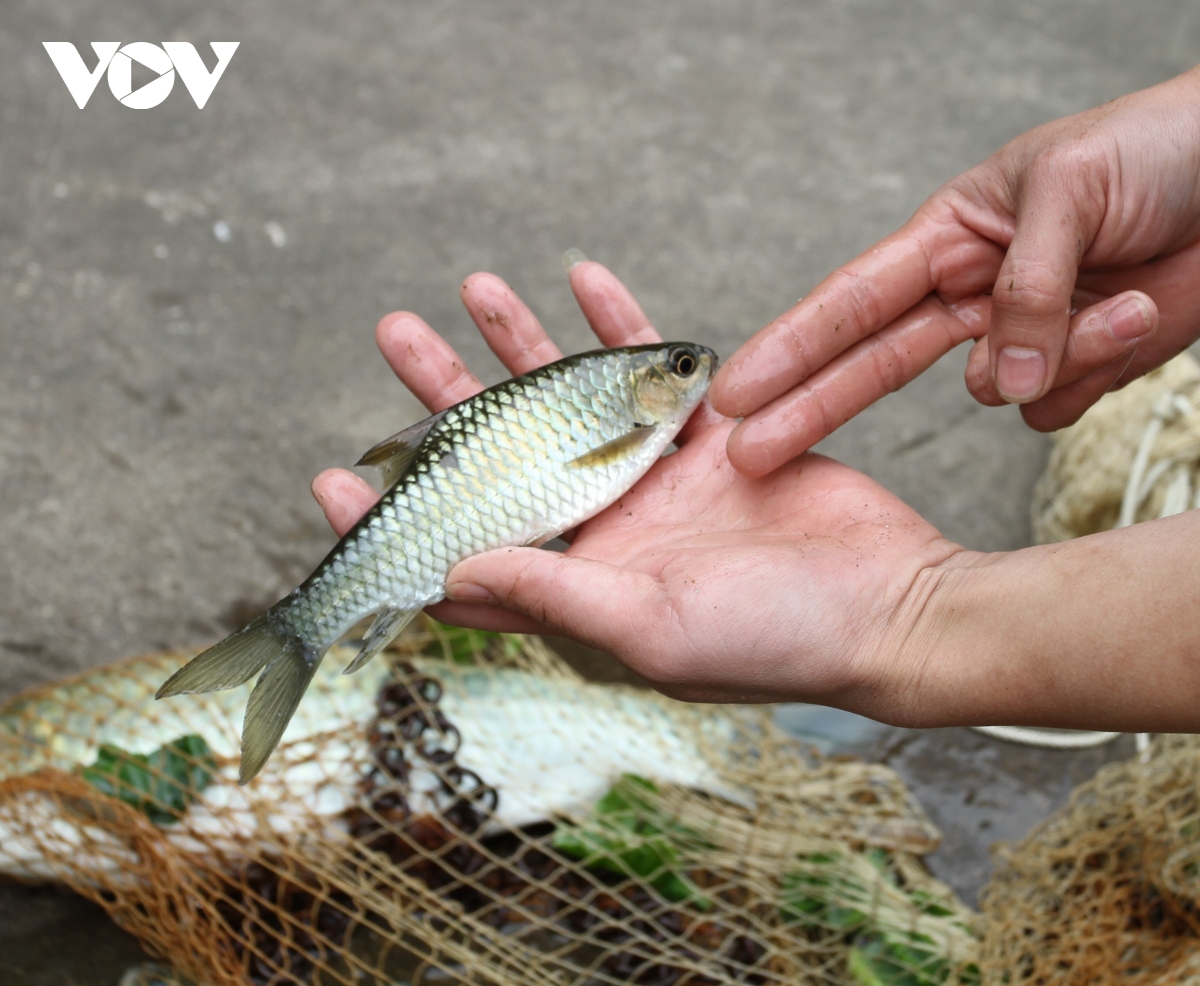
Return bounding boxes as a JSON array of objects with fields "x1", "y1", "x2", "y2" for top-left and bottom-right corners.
[{"x1": 628, "y1": 343, "x2": 717, "y2": 426}]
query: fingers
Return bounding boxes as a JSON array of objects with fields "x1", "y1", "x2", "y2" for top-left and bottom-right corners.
[
  {"x1": 321, "y1": 314, "x2": 476, "y2": 541},
  {"x1": 460, "y1": 272, "x2": 564, "y2": 374},
  {"x1": 724, "y1": 295, "x2": 989, "y2": 478},
  {"x1": 710, "y1": 223, "x2": 944, "y2": 419},
  {"x1": 1019, "y1": 352, "x2": 1137, "y2": 432},
  {"x1": 566, "y1": 258, "x2": 662, "y2": 346},
  {"x1": 966, "y1": 290, "x2": 1157, "y2": 408},
  {"x1": 376, "y1": 312, "x2": 484, "y2": 412},
  {"x1": 446, "y1": 547, "x2": 660, "y2": 657},
  {"x1": 985, "y1": 171, "x2": 1097, "y2": 404},
  {"x1": 460, "y1": 258, "x2": 665, "y2": 375},
  {"x1": 380, "y1": 258, "x2": 666, "y2": 413},
  {"x1": 311, "y1": 468, "x2": 380, "y2": 537},
  {"x1": 1078, "y1": 238, "x2": 1200, "y2": 390}
]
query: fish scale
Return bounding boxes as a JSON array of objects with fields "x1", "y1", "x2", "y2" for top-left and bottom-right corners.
[{"x1": 157, "y1": 343, "x2": 715, "y2": 781}]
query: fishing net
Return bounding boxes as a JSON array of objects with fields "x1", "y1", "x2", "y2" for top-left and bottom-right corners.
[
  {"x1": 979, "y1": 734, "x2": 1200, "y2": 984},
  {"x1": 0, "y1": 621, "x2": 980, "y2": 986}
]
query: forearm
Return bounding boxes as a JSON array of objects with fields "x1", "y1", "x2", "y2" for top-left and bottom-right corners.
[{"x1": 881, "y1": 511, "x2": 1200, "y2": 732}]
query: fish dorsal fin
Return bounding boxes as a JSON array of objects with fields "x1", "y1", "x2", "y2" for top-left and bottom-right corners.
[
  {"x1": 567, "y1": 424, "x2": 656, "y2": 469},
  {"x1": 356, "y1": 409, "x2": 448, "y2": 489}
]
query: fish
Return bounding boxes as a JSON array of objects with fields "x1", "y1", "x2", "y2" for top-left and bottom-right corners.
[{"x1": 156, "y1": 343, "x2": 717, "y2": 782}]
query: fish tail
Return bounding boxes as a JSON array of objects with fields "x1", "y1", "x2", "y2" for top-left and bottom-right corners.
[
  {"x1": 156, "y1": 611, "x2": 322, "y2": 784},
  {"x1": 156, "y1": 613, "x2": 286, "y2": 697},
  {"x1": 238, "y1": 637, "x2": 321, "y2": 784}
]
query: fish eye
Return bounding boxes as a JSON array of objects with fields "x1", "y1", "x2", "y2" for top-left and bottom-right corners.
[{"x1": 668, "y1": 347, "x2": 697, "y2": 376}]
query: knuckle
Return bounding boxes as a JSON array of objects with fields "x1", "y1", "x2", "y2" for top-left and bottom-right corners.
[
  {"x1": 1028, "y1": 138, "x2": 1098, "y2": 187},
  {"x1": 503, "y1": 554, "x2": 547, "y2": 613},
  {"x1": 802, "y1": 387, "x2": 844, "y2": 445},
  {"x1": 993, "y1": 260, "x2": 1071, "y2": 319},
  {"x1": 771, "y1": 317, "x2": 813, "y2": 378},
  {"x1": 831, "y1": 270, "x2": 883, "y2": 336},
  {"x1": 870, "y1": 337, "x2": 910, "y2": 395},
  {"x1": 1041, "y1": 139, "x2": 1099, "y2": 177}
]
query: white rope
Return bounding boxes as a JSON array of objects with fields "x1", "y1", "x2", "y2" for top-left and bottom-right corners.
[
  {"x1": 972, "y1": 725, "x2": 1122, "y2": 749},
  {"x1": 1162, "y1": 464, "x2": 1192, "y2": 517},
  {"x1": 1117, "y1": 404, "x2": 1165, "y2": 528}
]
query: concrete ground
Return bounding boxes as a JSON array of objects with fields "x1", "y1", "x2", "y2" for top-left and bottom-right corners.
[{"x1": 2, "y1": 0, "x2": 1199, "y2": 981}]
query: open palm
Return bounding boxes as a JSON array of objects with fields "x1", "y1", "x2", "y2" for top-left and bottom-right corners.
[{"x1": 312, "y1": 261, "x2": 963, "y2": 718}]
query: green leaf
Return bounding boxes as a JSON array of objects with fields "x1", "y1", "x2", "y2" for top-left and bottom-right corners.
[
  {"x1": 552, "y1": 774, "x2": 712, "y2": 908},
  {"x1": 847, "y1": 946, "x2": 891, "y2": 986},
  {"x1": 782, "y1": 853, "x2": 979, "y2": 986},
  {"x1": 847, "y1": 935, "x2": 981, "y2": 986},
  {"x1": 423, "y1": 621, "x2": 523, "y2": 665},
  {"x1": 780, "y1": 860, "x2": 869, "y2": 929},
  {"x1": 77, "y1": 734, "x2": 216, "y2": 825}
]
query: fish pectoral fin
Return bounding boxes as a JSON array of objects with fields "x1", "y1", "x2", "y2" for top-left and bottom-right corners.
[
  {"x1": 567, "y1": 424, "x2": 656, "y2": 470},
  {"x1": 356, "y1": 409, "x2": 448, "y2": 489},
  {"x1": 239, "y1": 644, "x2": 322, "y2": 785},
  {"x1": 343, "y1": 606, "x2": 419, "y2": 676}
]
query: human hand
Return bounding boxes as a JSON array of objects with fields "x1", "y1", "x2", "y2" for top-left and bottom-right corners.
[
  {"x1": 310, "y1": 261, "x2": 965, "y2": 720},
  {"x1": 712, "y1": 66, "x2": 1200, "y2": 477}
]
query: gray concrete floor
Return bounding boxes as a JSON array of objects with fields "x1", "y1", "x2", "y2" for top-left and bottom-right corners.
[{"x1": 2, "y1": 1, "x2": 1199, "y2": 981}]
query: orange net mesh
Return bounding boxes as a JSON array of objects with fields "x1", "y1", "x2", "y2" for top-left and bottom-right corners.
[
  {"x1": 0, "y1": 621, "x2": 979, "y2": 986},
  {"x1": 980, "y1": 733, "x2": 1200, "y2": 985}
]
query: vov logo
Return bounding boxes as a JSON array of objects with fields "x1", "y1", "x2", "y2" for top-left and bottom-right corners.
[{"x1": 43, "y1": 42, "x2": 239, "y2": 109}]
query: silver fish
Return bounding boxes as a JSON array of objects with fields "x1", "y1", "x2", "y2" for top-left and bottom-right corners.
[{"x1": 157, "y1": 344, "x2": 716, "y2": 782}]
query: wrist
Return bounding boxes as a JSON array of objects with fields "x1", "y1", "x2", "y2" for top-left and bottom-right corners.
[
  {"x1": 857, "y1": 548, "x2": 1002, "y2": 728},
  {"x1": 867, "y1": 514, "x2": 1200, "y2": 735},
  {"x1": 865, "y1": 542, "x2": 1126, "y2": 730}
]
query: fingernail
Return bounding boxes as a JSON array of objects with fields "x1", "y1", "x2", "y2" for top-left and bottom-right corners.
[
  {"x1": 445, "y1": 582, "x2": 496, "y2": 604},
  {"x1": 562, "y1": 248, "x2": 588, "y2": 271},
  {"x1": 995, "y1": 347, "x2": 1046, "y2": 402},
  {"x1": 1105, "y1": 295, "x2": 1153, "y2": 342}
]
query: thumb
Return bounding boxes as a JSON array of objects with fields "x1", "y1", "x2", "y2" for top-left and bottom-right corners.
[
  {"x1": 989, "y1": 172, "x2": 1094, "y2": 404},
  {"x1": 445, "y1": 548, "x2": 661, "y2": 655}
]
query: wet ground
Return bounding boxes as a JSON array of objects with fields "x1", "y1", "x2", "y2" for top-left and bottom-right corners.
[{"x1": 3, "y1": 0, "x2": 1199, "y2": 981}]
